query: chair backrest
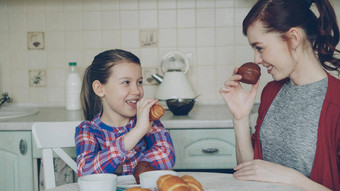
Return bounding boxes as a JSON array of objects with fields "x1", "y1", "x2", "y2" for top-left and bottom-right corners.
[{"x1": 32, "y1": 121, "x2": 81, "y2": 189}]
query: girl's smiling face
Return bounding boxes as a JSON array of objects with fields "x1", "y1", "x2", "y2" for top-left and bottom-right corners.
[
  {"x1": 247, "y1": 21, "x2": 297, "y2": 81},
  {"x1": 101, "y1": 61, "x2": 144, "y2": 124}
]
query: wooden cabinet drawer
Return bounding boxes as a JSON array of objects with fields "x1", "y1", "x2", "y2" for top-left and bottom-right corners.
[{"x1": 170, "y1": 129, "x2": 236, "y2": 169}]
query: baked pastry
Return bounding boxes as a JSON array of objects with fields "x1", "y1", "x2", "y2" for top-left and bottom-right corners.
[
  {"x1": 181, "y1": 175, "x2": 203, "y2": 191},
  {"x1": 149, "y1": 104, "x2": 165, "y2": 121},
  {"x1": 157, "y1": 174, "x2": 203, "y2": 191},
  {"x1": 237, "y1": 62, "x2": 261, "y2": 84},
  {"x1": 133, "y1": 161, "x2": 155, "y2": 184},
  {"x1": 157, "y1": 174, "x2": 191, "y2": 191},
  {"x1": 125, "y1": 187, "x2": 152, "y2": 191}
]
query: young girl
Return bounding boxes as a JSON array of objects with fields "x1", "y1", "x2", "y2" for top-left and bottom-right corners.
[
  {"x1": 220, "y1": 0, "x2": 339, "y2": 190},
  {"x1": 75, "y1": 49, "x2": 175, "y2": 176}
]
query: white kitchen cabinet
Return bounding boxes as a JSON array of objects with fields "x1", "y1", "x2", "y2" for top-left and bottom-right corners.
[
  {"x1": 170, "y1": 128, "x2": 236, "y2": 169},
  {"x1": 0, "y1": 131, "x2": 34, "y2": 191}
]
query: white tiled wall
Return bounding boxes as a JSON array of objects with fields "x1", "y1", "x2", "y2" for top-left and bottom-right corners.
[{"x1": 0, "y1": 0, "x2": 340, "y2": 106}]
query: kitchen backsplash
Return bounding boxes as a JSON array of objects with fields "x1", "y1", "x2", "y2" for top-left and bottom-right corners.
[{"x1": 1, "y1": 0, "x2": 340, "y2": 106}]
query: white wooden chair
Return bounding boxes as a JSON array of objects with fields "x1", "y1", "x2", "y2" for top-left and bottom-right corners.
[{"x1": 32, "y1": 121, "x2": 81, "y2": 189}]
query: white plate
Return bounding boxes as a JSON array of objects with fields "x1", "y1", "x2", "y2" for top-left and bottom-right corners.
[{"x1": 117, "y1": 175, "x2": 140, "y2": 189}]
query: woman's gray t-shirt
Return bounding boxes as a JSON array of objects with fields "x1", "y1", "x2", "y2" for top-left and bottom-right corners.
[{"x1": 260, "y1": 77, "x2": 328, "y2": 177}]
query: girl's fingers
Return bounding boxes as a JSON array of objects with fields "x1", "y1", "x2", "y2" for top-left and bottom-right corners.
[
  {"x1": 136, "y1": 98, "x2": 144, "y2": 108},
  {"x1": 138, "y1": 98, "x2": 157, "y2": 109},
  {"x1": 148, "y1": 99, "x2": 158, "y2": 107}
]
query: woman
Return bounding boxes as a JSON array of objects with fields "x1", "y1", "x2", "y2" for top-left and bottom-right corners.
[{"x1": 220, "y1": 0, "x2": 340, "y2": 190}]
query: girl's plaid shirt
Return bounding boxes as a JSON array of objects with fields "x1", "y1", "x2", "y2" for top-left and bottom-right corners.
[{"x1": 75, "y1": 113, "x2": 175, "y2": 176}]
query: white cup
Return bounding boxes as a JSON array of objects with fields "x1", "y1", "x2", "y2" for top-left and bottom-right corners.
[
  {"x1": 78, "y1": 173, "x2": 117, "y2": 191},
  {"x1": 139, "y1": 170, "x2": 177, "y2": 189}
]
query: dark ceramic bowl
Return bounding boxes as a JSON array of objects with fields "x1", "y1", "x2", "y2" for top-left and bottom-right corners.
[{"x1": 166, "y1": 98, "x2": 195, "y2": 116}]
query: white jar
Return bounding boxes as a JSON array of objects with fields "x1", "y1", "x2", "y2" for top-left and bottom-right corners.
[{"x1": 65, "y1": 62, "x2": 82, "y2": 110}]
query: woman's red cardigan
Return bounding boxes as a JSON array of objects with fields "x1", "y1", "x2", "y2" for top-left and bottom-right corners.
[{"x1": 251, "y1": 73, "x2": 340, "y2": 190}]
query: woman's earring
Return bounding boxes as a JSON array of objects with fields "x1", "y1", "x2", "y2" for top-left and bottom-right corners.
[{"x1": 100, "y1": 93, "x2": 103, "y2": 97}]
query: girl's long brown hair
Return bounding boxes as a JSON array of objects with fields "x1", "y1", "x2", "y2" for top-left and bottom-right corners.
[
  {"x1": 242, "y1": 0, "x2": 340, "y2": 73},
  {"x1": 81, "y1": 49, "x2": 141, "y2": 120}
]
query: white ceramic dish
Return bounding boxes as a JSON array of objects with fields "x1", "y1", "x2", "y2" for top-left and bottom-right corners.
[
  {"x1": 78, "y1": 173, "x2": 117, "y2": 191},
  {"x1": 117, "y1": 175, "x2": 140, "y2": 189},
  {"x1": 139, "y1": 170, "x2": 177, "y2": 189}
]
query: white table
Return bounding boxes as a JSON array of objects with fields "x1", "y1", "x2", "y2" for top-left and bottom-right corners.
[{"x1": 44, "y1": 172, "x2": 303, "y2": 191}]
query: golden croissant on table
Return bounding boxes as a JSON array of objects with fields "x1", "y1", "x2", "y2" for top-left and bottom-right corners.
[
  {"x1": 126, "y1": 174, "x2": 203, "y2": 191},
  {"x1": 157, "y1": 174, "x2": 203, "y2": 191}
]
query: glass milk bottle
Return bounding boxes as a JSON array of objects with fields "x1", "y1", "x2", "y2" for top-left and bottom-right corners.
[{"x1": 65, "y1": 62, "x2": 81, "y2": 110}]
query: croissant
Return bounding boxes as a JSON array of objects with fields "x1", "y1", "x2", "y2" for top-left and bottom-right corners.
[
  {"x1": 157, "y1": 174, "x2": 191, "y2": 191},
  {"x1": 149, "y1": 104, "x2": 165, "y2": 121},
  {"x1": 125, "y1": 187, "x2": 152, "y2": 191},
  {"x1": 181, "y1": 175, "x2": 203, "y2": 191}
]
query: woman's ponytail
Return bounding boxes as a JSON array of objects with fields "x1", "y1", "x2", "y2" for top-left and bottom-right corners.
[{"x1": 313, "y1": 0, "x2": 340, "y2": 72}]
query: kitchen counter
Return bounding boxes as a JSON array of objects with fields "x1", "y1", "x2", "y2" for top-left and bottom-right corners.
[{"x1": 0, "y1": 104, "x2": 236, "y2": 131}]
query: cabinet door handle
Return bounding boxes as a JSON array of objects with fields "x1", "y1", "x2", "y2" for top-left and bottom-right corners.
[
  {"x1": 202, "y1": 147, "x2": 219, "y2": 154},
  {"x1": 19, "y1": 139, "x2": 27, "y2": 155}
]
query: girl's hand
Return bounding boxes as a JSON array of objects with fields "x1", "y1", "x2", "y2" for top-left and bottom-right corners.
[
  {"x1": 124, "y1": 98, "x2": 158, "y2": 151},
  {"x1": 219, "y1": 67, "x2": 260, "y2": 120},
  {"x1": 135, "y1": 98, "x2": 158, "y2": 134}
]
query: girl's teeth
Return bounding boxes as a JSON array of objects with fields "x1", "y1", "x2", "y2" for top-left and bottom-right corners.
[{"x1": 127, "y1": 100, "x2": 137, "y2": 103}]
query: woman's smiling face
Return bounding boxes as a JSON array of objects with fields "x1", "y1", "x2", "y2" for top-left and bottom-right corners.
[{"x1": 247, "y1": 21, "x2": 297, "y2": 81}]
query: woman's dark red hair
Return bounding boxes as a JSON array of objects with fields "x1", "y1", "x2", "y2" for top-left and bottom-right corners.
[{"x1": 243, "y1": 0, "x2": 340, "y2": 72}]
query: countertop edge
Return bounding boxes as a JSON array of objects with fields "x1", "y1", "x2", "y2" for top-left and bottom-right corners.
[{"x1": 0, "y1": 105, "x2": 237, "y2": 131}]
